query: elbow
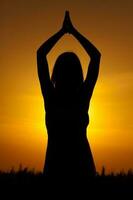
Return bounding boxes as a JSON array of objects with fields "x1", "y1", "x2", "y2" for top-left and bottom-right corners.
[
  {"x1": 37, "y1": 50, "x2": 40, "y2": 62},
  {"x1": 37, "y1": 49, "x2": 40, "y2": 58},
  {"x1": 37, "y1": 43, "x2": 44, "y2": 55},
  {"x1": 95, "y1": 50, "x2": 101, "y2": 62},
  {"x1": 91, "y1": 50, "x2": 101, "y2": 61},
  {"x1": 37, "y1": 48, "x2": 41, "y2": 56},
  {"x1": 37, "y1": 48, "x2": 44, "y2": 59},
  {"x1": 37, "y1": 46, "x2": 47, "y2": 57},
  {"x1": 96, "y1": 50, "x2": 101, "y2": 59}
]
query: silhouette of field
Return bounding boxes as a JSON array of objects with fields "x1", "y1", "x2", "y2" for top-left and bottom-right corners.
[{"x1": 0, "y1": 167, "x2": 133, "y2": 198}]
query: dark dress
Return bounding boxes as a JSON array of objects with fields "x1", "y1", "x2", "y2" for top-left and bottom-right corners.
[{"x1": 43, "y1": 82, "x2": 96, "y2": 179}]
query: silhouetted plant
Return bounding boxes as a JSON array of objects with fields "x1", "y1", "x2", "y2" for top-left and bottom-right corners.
[{"x1": 101, "y1": 166, "x2": 106, "y2": 176}]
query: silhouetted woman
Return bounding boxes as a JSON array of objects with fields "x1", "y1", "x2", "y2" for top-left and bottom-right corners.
[{"x1": 37, "y1": 12, "x2": 101, "y2": 180}]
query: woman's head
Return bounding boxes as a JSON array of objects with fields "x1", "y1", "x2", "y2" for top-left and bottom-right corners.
[{"x1": 51, "y1": 52, "x2": 83, "y2": 92}]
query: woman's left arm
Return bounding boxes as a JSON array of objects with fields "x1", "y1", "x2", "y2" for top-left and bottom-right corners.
[
  {"x1": 71, "y1": 28, "x2": 101, "y2": 99},
  {"x1": 64, "y1": 11, "x2": 101, "y2": 99}
]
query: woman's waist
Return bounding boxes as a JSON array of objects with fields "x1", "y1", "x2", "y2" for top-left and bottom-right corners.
[
  {"x1": 47, "y1": 135, "x2": 88, "y2": 149},
  {"x1": 47, "y1": 128, "x2": 87, "y2": 142},
  {"x1": 46, "y1": 113, "x2": 89, "y2": 128}
]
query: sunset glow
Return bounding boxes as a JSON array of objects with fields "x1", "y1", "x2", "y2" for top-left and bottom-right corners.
[{"x1": 1, "y1": 0, "x2": 133, "y2": 173}]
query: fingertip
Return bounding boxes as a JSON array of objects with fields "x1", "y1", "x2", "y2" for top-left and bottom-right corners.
[{"x1": 66, "y1": 10, "x2": 70, "y2": 16}]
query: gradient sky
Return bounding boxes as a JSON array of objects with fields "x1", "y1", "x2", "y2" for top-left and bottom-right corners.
[{"x1": 0, "y1": 0, "x2": 133, "y2": 173}]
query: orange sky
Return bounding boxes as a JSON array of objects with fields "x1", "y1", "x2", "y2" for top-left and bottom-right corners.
[{"x1": 0, "y1": 0, "x2": 133, "y2": 173}]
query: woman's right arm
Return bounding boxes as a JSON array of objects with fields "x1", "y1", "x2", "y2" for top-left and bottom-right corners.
[{"x1": 37, "y1": 29, "x2": 65, "y2": 97}]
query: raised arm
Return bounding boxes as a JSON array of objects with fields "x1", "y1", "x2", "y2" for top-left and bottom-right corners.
[
  {"x1": 65, "y1": 12, "x2": 101, "y2": 99},
  {"x1": 37, "y1": 28, "x2": 65, "y2": 98},
  {"x1": 73, "y1": 29, "x2": 101, "y2": 99}
]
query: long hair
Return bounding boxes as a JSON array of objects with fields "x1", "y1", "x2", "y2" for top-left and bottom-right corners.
[{"x1": 51, "y1": 52, "x2": 83, "y2": 93}]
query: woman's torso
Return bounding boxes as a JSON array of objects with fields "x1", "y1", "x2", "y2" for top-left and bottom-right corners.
[
  {"x1": 45, "y1": 86, "x2": 90, "y2": 141},
  {"x1": 43, "y1": 85, "x2": 96, "y2": 177}
]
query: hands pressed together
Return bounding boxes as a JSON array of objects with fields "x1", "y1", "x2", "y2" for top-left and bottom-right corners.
[
  {"x1": 62, "y1": 11, "x2": 75, "y2": 34},
  {"x1": 37, "y1": 10, "x2": 101, "y2": 102}
]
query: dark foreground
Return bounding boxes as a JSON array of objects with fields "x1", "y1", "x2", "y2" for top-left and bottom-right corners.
[{"x1": 0, "y1": 168, "x2": 133, "y2": 199}]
